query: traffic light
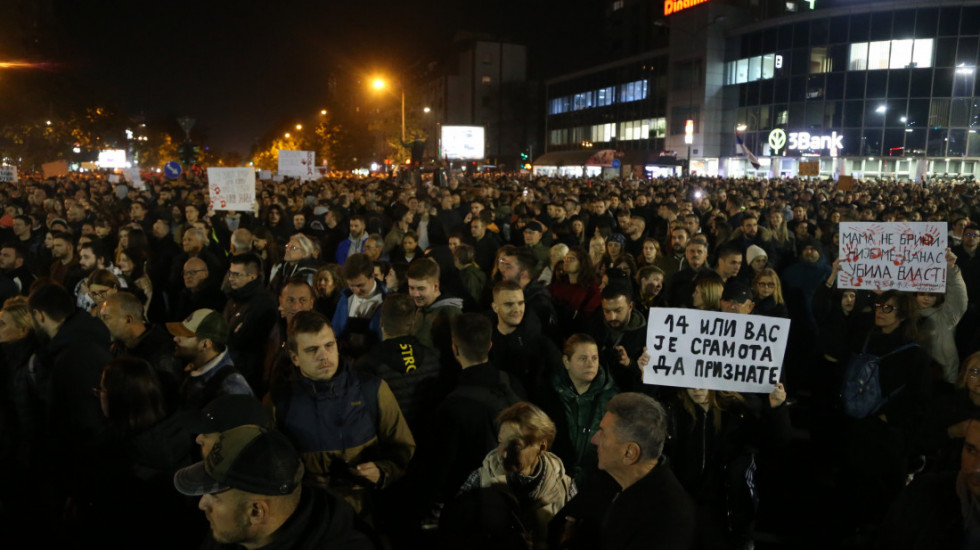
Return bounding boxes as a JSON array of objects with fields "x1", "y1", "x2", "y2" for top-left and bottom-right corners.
[
  {"x1": 520, "y1": 151, "x2": 529, "y2": 161},
  {"x1": 178, "y1": 142, "x2": 199, "y2": 165}
]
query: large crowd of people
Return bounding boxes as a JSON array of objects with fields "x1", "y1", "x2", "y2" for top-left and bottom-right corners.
[{"x1": 0, "y1": 169, "x2": 979, "y2": 549}]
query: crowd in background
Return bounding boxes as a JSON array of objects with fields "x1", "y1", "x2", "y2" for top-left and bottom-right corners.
[{"x1": 0, "y1": 169, "x2": 979, "y2": 549}]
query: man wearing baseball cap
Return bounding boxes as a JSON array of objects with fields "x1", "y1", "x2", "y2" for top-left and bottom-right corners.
[
  {"x1": 167, "y1": 308, "x2": 253, "y2": 411},
  {"x1": 174, "y1": 426, "x2": 372, "y2": 549}
]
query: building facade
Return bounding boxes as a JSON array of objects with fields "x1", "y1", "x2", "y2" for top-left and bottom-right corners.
[{"x1": 539, "y1": 0, "x2": 980, "y2": 180}]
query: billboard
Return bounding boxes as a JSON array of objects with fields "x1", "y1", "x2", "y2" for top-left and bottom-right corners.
[
  {"x1": 441, "y1": 126, "x2": 485, "y2": 160},
  {"x1": 97, "y1": 149, "x2": 129, "y2": 168}
]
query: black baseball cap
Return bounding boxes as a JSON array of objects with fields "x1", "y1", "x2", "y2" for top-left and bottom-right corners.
[{"x1": 174, "y1": 426, "x2": 302, "y2": 496}]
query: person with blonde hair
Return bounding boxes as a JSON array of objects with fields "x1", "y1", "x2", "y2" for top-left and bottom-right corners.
[{"x1": 444, "y1": 401, "x2": 575, "y2": 549}]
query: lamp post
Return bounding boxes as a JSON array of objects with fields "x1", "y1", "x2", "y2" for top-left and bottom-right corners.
[{"x1": 372, "y1": 78, "x2": 405, "y2": 142}]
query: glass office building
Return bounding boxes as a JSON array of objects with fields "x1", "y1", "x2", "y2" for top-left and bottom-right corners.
[{"x1": 540, "y1": 0, "x2": 980, "y2": 179}]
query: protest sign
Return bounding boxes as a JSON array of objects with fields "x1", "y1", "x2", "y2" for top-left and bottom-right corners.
[
  {"x1": 206, "y1": 167, "x2": 256, "y2": 212},
  {"x1": 0, "y1": 166, "x2": 17, "y2": 183},
  {"x1": 42, "y1": 160, "x2": 68, "y2": 179},
  {"x1": 278, "y1": 150, "x2": 315, "y2": 180},
  {"x1": 838, "y1": 221, "x2": 947, "y2": 292},
  {"x1": 837, "y1": 175, "x2": 854, "y2": 191},
  {"x1": 259, "y1": 169, "x2": 272, "y2": 180},
  {"x1": 799, "y1": 161, "x2": 819, "y2": 176},
  {"x1": 643, "y1": 308, "x2": 790, "y2": 394},
  {"x1": 123, "y1": 168, "x2": 143, "y2": 189}
]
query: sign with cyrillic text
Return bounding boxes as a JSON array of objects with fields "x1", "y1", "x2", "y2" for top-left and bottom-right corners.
[
  {"x1": 838, "y1": 221, "x2": 947, "y2": 292},
  {"x1": 206, "y1": 167, "x2": 256, "y2": 212},
  {"x1": 643, "y1": 308, "x2": 789, "y2": 393},
  {"x1": 278, "y1": 150, "x2": 315, "y2": 181},
  {"x1": 0, "y1": 166, "x2": 17, "y2": 183}
]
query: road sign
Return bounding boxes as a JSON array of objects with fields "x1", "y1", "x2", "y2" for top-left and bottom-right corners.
[
  {"x1": 164, "y1": 161, "x2": 182, "y2": 180},
  {"x1": 611, "y1": 159, "x2": 621, "y2": 169}
]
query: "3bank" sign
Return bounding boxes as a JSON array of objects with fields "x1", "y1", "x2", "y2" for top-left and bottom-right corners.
[{"x1": 768, "y1": 128, "x2": 843, "y2": 157}]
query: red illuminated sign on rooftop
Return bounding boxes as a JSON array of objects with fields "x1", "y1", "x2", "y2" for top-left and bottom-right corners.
[{"x1": 664, "y1": 0, "x2": 711, "y2": 16}]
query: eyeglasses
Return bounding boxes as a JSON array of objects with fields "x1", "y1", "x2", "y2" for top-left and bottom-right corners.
[
  {"x1": 183, "y1": 269, "x2": 206, "y2": 276},
  {"x1": 965, "y1": 232, "x2": 980, "y2": 238},
  {"x1": 968, "y1": 368, "x2": 980, "y2": 379},
  {"x1": 873, "y1": 303, "x2": 896, "y2": 313},
  {"x1": 89, "y1": 289, "x2": 110, "y2": 299},
  {"x1": 227, "y1": 271, "x2": 251, "y2": 279},
  {"x1": 285, "y1": 244, "x2": 300, "y2": 251}
]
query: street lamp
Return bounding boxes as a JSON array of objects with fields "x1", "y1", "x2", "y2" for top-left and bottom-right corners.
[
  {"x1": 295, "y1": 124, "x2": 303, "y2": 130},
  {"x1": 284, "y1": 132, "x2": 291, "y2": 138},
  {"x1": 370, "y1": 77, "x2": 406, "y2": 142}
]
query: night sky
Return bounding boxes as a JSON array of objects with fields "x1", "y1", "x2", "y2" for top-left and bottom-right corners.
[{"x1": 9, "y1": 0, "x2": 594, "y2": 156}]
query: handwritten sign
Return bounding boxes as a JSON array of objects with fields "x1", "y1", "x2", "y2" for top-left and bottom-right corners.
[
  {"x1": 206, "y1": 167, "x2": 256, "y2": 212},
  {"x1": 644, "y1": 308, "x2": 790, "y2": 393},
  {"x1": 838, "y1": 222, "x2": 947, "y2": 292},
  {"x1": 0, "y1": 166, "x2": 17, "y2": 183},
  {"x1": 278, "y1": 150, "x2": 315, "y2": 181}
]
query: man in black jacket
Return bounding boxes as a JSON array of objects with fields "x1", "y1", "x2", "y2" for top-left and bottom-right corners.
[
  {"x1": 174, "y1": 425, "x2": 374, "y2": 549},
  {"x1": 552, "y1": 393, "x2": 695, "y2": 550},
  {"x1": 222, "y1": 253, "x2": 278, "y2": 393},
  {"x1": 420, "y1": 313, "x2": 520, "y2": 518}
]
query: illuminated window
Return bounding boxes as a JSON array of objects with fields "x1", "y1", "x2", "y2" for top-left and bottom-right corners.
[
  {"x1": 868, "y1": 41, "x2": 891, "y2": 70},
  {"x1": 612, "y1": 0, "x2": 624, "y2": 10},
  {"x1": 850, "y1": 43, "x2": 869, "y2": 71},
  {"x1": 810, "y1": 47, "x2": 831, "y2": 73},
  {"x1": 749, "y1": 56, "x2": 762, "y2": 81},
  {"x1": 889, "y1": 39, "x2": 913, "y2": 69},
  {"x1": 736, "y1": 59, "x2": 749, "y2": 84},
  {"x1": 762, "y1": 54, "x2": 776, "y2": 79},
  {"x1": 481, "y1": 75, "x2": 492, "y2": 85},
  {"x1": 912, "y1": 39, "x2": 933, "y2": 68}
]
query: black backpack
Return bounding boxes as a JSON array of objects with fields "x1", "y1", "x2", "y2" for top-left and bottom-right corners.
[{"x1": 840, "y1": 336, "x2": 917, "y2": 419}]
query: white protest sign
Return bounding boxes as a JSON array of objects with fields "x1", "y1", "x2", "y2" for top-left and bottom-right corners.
[
  {"x1": 108, "y1": 174, "x2": 120, "y2": 184},
  {"x1": 644, "y1": 308, "x2": 790, "y2": 394},
  {"x1": 278, "y1": 150, "x2": 315, "y2": 180},
  {"x1": 838, "y1": 221, "x2": 947, "y2": 292},
  {"x1": 259, "y1": 169, "x2": 272, "y2": 180},
  {"x1": 206, "y1": 167, "x2": 256, "y2": 212},
  {"x1": 123, "y1": 168, "x2": 143, "y2": 189},
  {"x1": 0, "y1": 166, "x2": 17, "y2": 183}
]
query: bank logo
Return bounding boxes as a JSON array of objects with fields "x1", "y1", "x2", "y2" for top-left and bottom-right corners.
[{"x1": 768, "y1": 129, "x2": 787, "y2": 154}]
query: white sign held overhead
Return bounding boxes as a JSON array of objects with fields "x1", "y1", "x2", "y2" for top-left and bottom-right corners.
[
  {"x1": 278, "y1": 150, "x2": 316, "y2": 180},
  {"x1": 259, "y1": 170, "x2": 272, "y2": 180},
  {"x1": 123, "y1": 168, "x2": 144, "y2": 189},
  {"x1": 838, "y1": 221, "x2": 948, "y2": 292},
  {"x1": 643, "y1": 308, "x2": 790, "y2": 394},
  {"x1": 0, "y1": 166, "x2": 17, "y2": 183},
  {"x1": 207, "y1": 167, "x2": 256, "y2": 212}
]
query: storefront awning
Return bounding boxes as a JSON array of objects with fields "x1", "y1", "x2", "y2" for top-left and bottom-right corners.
[{"x1": 531, "y1": 150, "x2": 596, "y2": 167}]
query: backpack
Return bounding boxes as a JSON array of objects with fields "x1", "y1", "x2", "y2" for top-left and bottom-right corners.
[{"x1": 840, "y1": 336, "x2": 918, "y2": 419}]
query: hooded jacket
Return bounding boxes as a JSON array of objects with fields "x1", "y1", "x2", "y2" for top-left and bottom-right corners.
[
  {"x1": 539, "y1": 366, "x2": 618, "y2": 487},
  {"x1": 413, "y1": 293, "x2": 464, "y2": 351}
]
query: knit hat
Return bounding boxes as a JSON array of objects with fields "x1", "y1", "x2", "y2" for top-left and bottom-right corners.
[
  {"x1": 746, "y1": 245, "x2": 768, "y2": 266},
  {"x1": 174, "y1": 426, "x2": 302, "y2": 496},
  {"x1": 609, "y1": 233, "x2": 626, "y2": 245}
]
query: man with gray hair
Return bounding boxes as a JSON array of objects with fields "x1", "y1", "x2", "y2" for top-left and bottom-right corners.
[{"x1": 555, "y1": 392, "x2": 695, "y2": 550}]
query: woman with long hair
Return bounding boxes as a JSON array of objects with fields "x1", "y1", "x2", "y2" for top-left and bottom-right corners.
[
  {"x1": 550, "y1": 247, "x2": 602, "y2": 335},
  {"x1": 636, "y1": 237, "x2": 662, "y2": 269},
  {"x1": 666, "y1": 384, "x2": 788, "y2": 550},
  {"x1": 751, "y1": 268, "x2": 789, "y2": 318},
  {"x1": 81, "y1": 357, "x2": 201, "y2": 548},
  {"x1": 117, "y1": 247, "x2": 153, "y2": 315},
  {"x1": 313, "y1": 263, "x2": 345, "y2": 319},
  {"x1": 85, "y1": 269, "x2": 122, "y2": 316},
  {"x1": 692, "y1": 271, "x2": 724, "y2": 312}
]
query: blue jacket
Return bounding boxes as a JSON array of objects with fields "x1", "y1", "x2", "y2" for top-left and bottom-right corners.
[{"x1": 331, "y1": 285, "x2": 386, "y2": 342}]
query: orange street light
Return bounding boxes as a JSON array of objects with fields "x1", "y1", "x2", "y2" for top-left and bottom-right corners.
[{"x1": 295, "y1": 124, "x2": 303, "y2": 130}]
